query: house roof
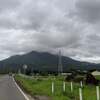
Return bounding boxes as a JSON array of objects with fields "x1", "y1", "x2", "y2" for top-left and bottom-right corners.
[{"x1": 92, "y1": 71, "x2": 100, "y2": 76}]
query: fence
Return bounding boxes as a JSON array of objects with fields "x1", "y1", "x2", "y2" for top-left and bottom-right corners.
[
  {"x1": 51, "y1": 81, "x2": 100, "y2": 100},
  {"x1": 19, "y1": 74, "x2": 100, "y2": 100}
]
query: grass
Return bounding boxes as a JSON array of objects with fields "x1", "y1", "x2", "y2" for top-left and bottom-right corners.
[{"x1": 15, "y1": 75, "x2": 100, "y2": 100}]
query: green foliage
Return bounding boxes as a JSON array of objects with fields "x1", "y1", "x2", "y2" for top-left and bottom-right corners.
[
  {"x1": 15, "y1": 75, "x2": 100, "y2": 100},
  {"x1": 0, "y1": 51, "x2": 99, "y2": 73}
]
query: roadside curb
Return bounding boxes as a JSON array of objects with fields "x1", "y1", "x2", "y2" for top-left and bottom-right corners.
[{"x1": 12, "y1": 77, "x2": 30, "y2": 100}]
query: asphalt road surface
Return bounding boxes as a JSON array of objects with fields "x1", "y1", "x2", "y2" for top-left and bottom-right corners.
[{"x1": 0, "y1": 75, "x2": 26, "y2": 100}]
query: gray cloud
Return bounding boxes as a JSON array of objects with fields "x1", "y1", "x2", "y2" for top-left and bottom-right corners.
[
  {"x1": 0, "y1": 0, "x2": 20, "y2": 12},
  {"x1": 0, "y1": 0, "x2": 100, "y2": 63},
  {"x1": 75, "y1": 0, "x2": 100, "y2": 23}
]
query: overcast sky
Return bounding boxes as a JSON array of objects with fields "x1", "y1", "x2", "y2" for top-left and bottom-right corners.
[{"x1": 0, "y1": 0, "x2": 100, "y2": 63}]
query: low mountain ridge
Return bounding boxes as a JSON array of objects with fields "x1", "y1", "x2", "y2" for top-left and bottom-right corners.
[{"x1": 0, "y1": 51, "x2": 99, "y2": 73}]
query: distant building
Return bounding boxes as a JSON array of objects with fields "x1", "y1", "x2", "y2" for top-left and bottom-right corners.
[
  {"x1": 92, "y1": 70, "x2": 100, "y2": 76},
  {"x1": 61, "y1": 72, "x2": 72, "y2": 76}
]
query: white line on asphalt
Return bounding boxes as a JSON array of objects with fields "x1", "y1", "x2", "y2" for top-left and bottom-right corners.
[{"x1": 12, "y1": 77, "x2": 30, "y2": 100}]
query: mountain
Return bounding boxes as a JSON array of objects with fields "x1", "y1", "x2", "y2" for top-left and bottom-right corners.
[{"x1": 0, "y1": 51, "x2": 99, "y2": 73}]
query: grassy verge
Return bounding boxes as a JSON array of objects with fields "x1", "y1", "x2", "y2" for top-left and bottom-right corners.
[{"x1": 15, "y1": 75, "x2": 99, "y2": 100}]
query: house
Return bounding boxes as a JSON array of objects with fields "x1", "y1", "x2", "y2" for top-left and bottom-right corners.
[
  {"x1": 61, "y1": 72, "x2": 72, "y2": 76},
  {"x1": 92, "y1": 70, "x2": 100, "y2": 76}
]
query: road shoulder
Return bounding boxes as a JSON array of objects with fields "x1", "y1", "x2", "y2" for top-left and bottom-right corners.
[{"x1": 13, "y1": 77, "x2": 34, "y2": 100}]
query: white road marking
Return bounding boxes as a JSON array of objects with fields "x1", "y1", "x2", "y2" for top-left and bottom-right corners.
[{"x1": 12, "y1": 77, "x2": 30, "y2": 100}]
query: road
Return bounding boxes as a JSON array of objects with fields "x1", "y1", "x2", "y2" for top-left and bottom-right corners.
[{"x1": 0, "y1": 75, "x2": 27, "y2": 100}]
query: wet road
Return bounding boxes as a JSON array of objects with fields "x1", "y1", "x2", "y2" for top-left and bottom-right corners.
[{"x1": 0, "y1": 75, "x2": 26, "y2": 100}]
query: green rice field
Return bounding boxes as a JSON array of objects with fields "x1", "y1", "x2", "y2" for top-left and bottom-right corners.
[{"x1": 15, "y1": 75, "x2": 100, "y2": 100}]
